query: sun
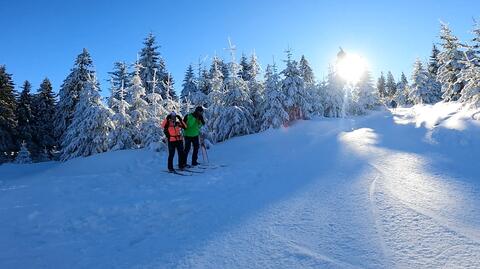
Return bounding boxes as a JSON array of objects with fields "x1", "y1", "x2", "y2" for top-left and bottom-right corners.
[{"x1": 336, "y1": 52, "x2": 368, "y2": 84}]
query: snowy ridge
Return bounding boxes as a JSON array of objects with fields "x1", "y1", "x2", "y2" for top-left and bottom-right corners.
[{"x1": 1, "y1": 103, "x2": 480, "y2": 268}]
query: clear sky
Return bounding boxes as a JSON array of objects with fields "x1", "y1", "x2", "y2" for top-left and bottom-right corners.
[{"x1": 1, "y1": 0, "x2": 479, "y2": 95}]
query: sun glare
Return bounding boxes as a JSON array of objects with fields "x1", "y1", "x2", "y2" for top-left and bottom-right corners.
[{"x1": 336, "y1": 53, "x2": 368, "y2": 84}]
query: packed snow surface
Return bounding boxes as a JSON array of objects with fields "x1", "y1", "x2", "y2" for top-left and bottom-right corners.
[{"x1": 1, "y1": 103, "x2": 479, "y2": 268}]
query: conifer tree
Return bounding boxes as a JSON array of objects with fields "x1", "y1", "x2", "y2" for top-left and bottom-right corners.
[
  {"x1": 385, "y1": 71, "x2": 397, "y2": 99},
  {"x1": 281, "y1": 49, "x2": 310, "y2": 121},
  {"x1": 469, "y1": 19, "x2": 480, "y2": 67},
  {"x1": 299, "y1": 55, "x2": 315, "y2": 87},
  {"x1": 376, "y1": 72, "x2": 387, "y2": 100},
  {"x1": 14, "y1": 141, "x2": 32, "y2": 164},
  {"x1": 144, "y1": 68, "x2": 168, "y2": 151},
  {"x1": 109, "y1": 80, "x2": 135, "y2": 151},
  {"x1": 198, "y1": 67, "x2": 210, "y2": 96},
  {"x1": 245, "y1": 53, "x2": 264, "y2": 131},
  {"x1": 261, "y1": 63, "x2": 289, "y2": 130},
  {"x1": 209, "y1": 56, "x2": 227, "y2": 83},
  {"x1": 139, "y1": 33, "x2": 161, "y2": 97},
  {"x1": 16, "y1": 81, "x2": 35, "y2": 154},
  {"x1": 213, "y1": 41, "x2": 253, "y2": 141},
  {"x1": 428, "y1": 44, "x2": 441, "y2": 75},
  {"x1": 0, "y1": 65, "x2": 17, "y2": 161},
  {"x1": 32, "y1": 78, "x2": 56, "y2": 159},
  {"x1": 437, "y1": 23, "x2": 465, "y2": 101},
  {"x1": 299, "y1": 55, "x2": 322, "y2": 115},
  {"x1": 162, "y1": 73, "x2": 180, "y2": 113},
  {"x1": 322, "y1": 65, "x2": 345, "y2": 117},
  {"x1": 108, "y1": 61, "x2": 131, "y2": 110},
  {"x1": 394, "y1": 72, "x2": 410, "y2": 106},
  {"x1": 206, "y1": 59, "x2": 225, "y2": 141},
  {"x1": 427, "y1": 44, "x2": 443, "y2": 101},
  {"x1": 409, "y1": 59, "x2": 437, "y2": 104},
  {"x1": 55, "y1": 48, "x2": 96, "y2": 142},
  {"x1": 239, "y1": 53, "x2": 251, "y2": 81},
  {"x1": 181, "y1": 64, "x2": 197, "y2": 100},
  {"x1": 61, "y1": 73, "x2": 114, "y2": 160},
  {"x1": 128, "y1": 63, "x2": 150, "y2": 146},
  {"x1": 350, "y1": 71, "x2": 378, "y2": 114},
  {"x1": 459, "y1": 55, "x2": 480, "y2": 106}
]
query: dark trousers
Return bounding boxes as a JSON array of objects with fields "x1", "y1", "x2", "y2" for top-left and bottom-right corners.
[
  {"x1": 168, "y1": 140, "x2": 186, "y2": 170},
  {"x1": 184, "y1": 136, "x2": 200, "y2": 165}
]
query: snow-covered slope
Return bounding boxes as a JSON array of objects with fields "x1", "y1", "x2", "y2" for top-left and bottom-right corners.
[{"x1": 1, "y1": 103, "x2": 479, "y2": 268}]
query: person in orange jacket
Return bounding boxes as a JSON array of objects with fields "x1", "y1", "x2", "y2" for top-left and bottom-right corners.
[{"x1": 161, "y1": 111, "x2": 187, "y2": 172}]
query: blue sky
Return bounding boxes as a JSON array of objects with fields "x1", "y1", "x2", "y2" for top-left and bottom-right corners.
[{"x1": 1, "y1": 0, "x2": 479, "y2": 95}]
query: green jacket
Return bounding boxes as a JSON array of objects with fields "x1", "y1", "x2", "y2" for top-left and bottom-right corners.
[{"x1": 183, "y1": 113, "x2": 203, "y2": 137}]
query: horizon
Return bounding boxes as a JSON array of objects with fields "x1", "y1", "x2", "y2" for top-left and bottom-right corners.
[{"x1": 1, "y1": 0, "x2": 479, "y2": 96}]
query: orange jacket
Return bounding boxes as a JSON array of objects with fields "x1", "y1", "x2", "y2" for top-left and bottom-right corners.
[{"x1": 161, "y1": 117, "x2": 186, "y2": 142}]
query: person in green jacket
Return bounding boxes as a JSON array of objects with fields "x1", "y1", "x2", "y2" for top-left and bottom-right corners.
[{"x1": 183, "y1": 106, "x2": 205, "y2": 166}]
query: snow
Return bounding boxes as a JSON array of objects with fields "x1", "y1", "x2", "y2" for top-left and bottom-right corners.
[{"x1": 1, "y1": 103, "x2": 480, "y2": 268}]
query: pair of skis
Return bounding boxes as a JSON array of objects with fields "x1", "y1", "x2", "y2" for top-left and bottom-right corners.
[
  {"x1": 164, "y1": 136, "x2": 226, "y2": 176},
  {"x1": 163, "y1": 164, "x2": 226, "y2": 176}
]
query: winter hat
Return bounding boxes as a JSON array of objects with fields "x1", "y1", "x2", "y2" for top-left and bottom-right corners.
[
  {"x1": 170, "y1": 111, "x2": 176, "y2": 117},
  {"x1": 195, "y1": 106, "x2": 204, "y2": 113}
]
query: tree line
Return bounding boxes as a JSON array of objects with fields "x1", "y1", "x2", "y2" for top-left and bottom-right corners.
[{"x1": 1, "y1": 20, "x2": 479, "y2": 164}]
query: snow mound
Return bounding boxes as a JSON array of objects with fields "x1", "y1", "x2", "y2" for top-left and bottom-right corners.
[{"x1": 393, "y1": 102, "x2": 480, "y2": 147}]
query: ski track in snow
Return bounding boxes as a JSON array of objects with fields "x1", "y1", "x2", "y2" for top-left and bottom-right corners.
[{"x1": 1, "y1": 104, "x2": 480, "y2": 268}]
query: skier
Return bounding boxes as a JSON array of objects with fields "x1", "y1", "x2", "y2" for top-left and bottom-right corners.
[
  {"x1": 390, "y1": 99, "x2": 398, "y2": 112},
  {"x1": 162, "y1": 111, "x2": 187, "y2": 172},
  {"x1": 183, "y1": 106, "x2": 205, "y2": 166}
]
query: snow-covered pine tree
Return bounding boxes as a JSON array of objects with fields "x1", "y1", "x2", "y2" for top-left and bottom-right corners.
[
  {"x1": 322, "y1": 65, "x2": 345, "y2": 117},
  {"x1": 427, "y1": 44, "x2": 443, "y2": 102},
  {"x1": 213, "y1": 41, "x2": 253, "y2": 142},
  {"x1": 198, "y1": 67, "x2": 210, "y2": 96},
  {"x1": 428, "y1": 44, "x2": 441, "y2": 75},
  {"x1": 376, "y1": 72, "x2": 387, "y2": 100},
  {"x1": 128, "y1": 63, "x2": 150, "y2": 147},
  {"x1": 108, "y1": 62, "x2": 131, "y2": 111},
  {"x1": 299, "y1": 55, "x2": 315, "y2": 87},
  {"x1": 459, "y1": 53, "x2": 480, "y2": 106},
  {"x1": 299, "y1": 55, "x2": 322, "y2": 116},
  {"x1": 181, "y1": 95, "x2": 194, "y2": 116},
  {"x1": 181, "y1": 64, "x2": 208, "y2": 109},
  {"x1": 205, "y1": 59, "x2": 225, "y2": 142},
  {"x1": 145, "y1": 68, "x2": 166, "y2": 118},
  {"x1": 139, "y1": 33, "x2": 161, "y2": 98},
  {"x1": 437, "y1": 22, "x2": 466, "y2": 101},
  {"x1": 16, "y1": 81, "x2": 36, "y2": 155},
  {"x1": 143, "y1": 68, "x2": 168, "y2": 151},
  {"x1": 14, "y1": 141, "x2": 32, "y2": 164},
  {"x1": 61, "y1": 72, "x2": 114, "y2": 160},
  {"x1": 459, "y1": 19, "x2": 480, "y2": 69},
  {"x1": 0, "y1": 65, "x2": 18, "y2": 162},
  {"x1": 261, "y1": 63, "x2": 289, "y2": 130},
  {"x1": 55, "y1": 48, "x2": 96, "y2": 142},
  {"x1": 245, "y1": 53, "x2": 264, "y2": 132},
  {"x1": 181, "y1": 64, "x2": 197, "y2": 100},
  {"x1": 281, "y1": 49, "x2": 311, "y2": 122},
  {"x1": 385, "y1": 71, "x2": 397, "y2": 100},
  {"x1": 158, "y1": 57, "x2": 176, "y2": 100},
  {"x1": 409, "y1": 59, "x2": 437, "y2": 104},
  {"x1": 189, "y1": 89, "x2": 208, "y2": 109},
  {"x1": 162, "y1": 73, "x2": 180, "y2": 113},
  {"x1": 32, "y1": 78, "x2": 56, "y2": 160},
  {"x1": 394, "y1": 72, "x2": 410, "y2": 106},
  {"x1": 239, "y1": 53, "x2": 251, "y2": 81},
  {"x1": 350, "y1": 70, "x2": 378, "y2": 115},
  {"x1": 109, "y1": 80, "x2": 135, "y2": 151}
]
